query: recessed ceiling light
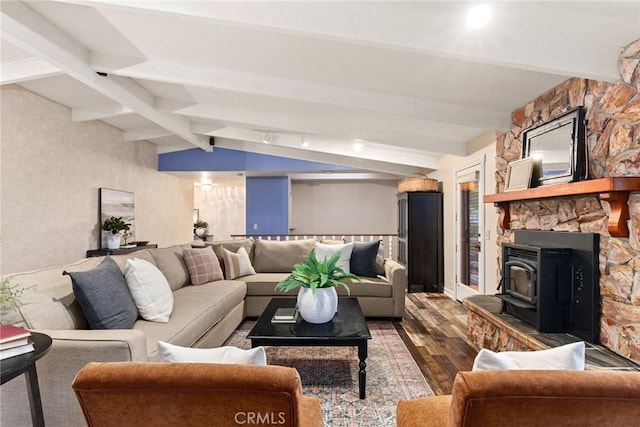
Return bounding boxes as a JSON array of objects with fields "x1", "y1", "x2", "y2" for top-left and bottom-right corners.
[
  {"x1": 466, "y1": 4, "x2": 491, "y2": 29},
  {"x1": 301, "y1": 135, "x2": 310, "y2": 148},
  {"x1": 353, "y1": 139, "x2": 364, "y2": 152}
]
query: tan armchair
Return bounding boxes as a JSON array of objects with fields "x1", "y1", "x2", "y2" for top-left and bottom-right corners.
[
  {"x1": 397, "y1": 370, "x2": 640, "y2": 427},
  {"x1": 72, "y1": 362, "x2": 323, "y2": 427}
]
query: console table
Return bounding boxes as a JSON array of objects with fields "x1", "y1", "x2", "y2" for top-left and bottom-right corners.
[{"x1": 86, "y1": 244, "x2": 157, "y2": 257}]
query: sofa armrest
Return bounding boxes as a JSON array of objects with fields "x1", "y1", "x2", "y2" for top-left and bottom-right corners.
[
  {"x1": 383, "y1": 259, "x2": 407, "y2": 319},
  {"x1": 0, "y1": 329, "x2": 147, "y2": 427}
]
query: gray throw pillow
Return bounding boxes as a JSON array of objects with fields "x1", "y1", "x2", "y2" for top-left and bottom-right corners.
[
  {"x1": 350, "y1": 241, "x2": 381, "y2": 277},
  {"x1": 64, "y1": 256, "x2": 138, "y2": 329}
]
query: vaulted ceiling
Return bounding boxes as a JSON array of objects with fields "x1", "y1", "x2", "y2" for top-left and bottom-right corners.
[{"x1": 2, "y1": 1, "x2": 638, "y2": 177}]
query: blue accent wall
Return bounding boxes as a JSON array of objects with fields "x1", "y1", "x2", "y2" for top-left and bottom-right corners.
[
  {"x1": 159, "y1": 147, "x2": 354, "y2": 172},
  {"x1": 246, "y1": 177, "x2": 289, "y2": 234}
]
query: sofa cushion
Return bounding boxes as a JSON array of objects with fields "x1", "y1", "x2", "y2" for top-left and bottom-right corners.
[
  {"x1": 208, "y1": 239, "x2": 254, "y2": 275},
  {"x1": 472, "y1": 341, "x2": 585, "y2": 371},
  {"x1": 64, "y1": 257, "x2": 138, "y2": 330},
  {"x1": 183, "y1": 247, "x2": 224, "y2": 285},
  {"x1": 222, "y1": 247, "x2": 256, "y2": 280},
  {"x1": 243, "y1": 273, "x2": 297, "y2": 296},
  {"x1": 349, "y1": 241, "x2": 380, "y2": 277},
  {"x1": 111, "y1": 249, "x2": 156, "y2": 272},
  {"x1": 242, "y1": 273, "x2": 392, "y2": 298},
  {"x1": 158, "y1": 341, "x2": 266, "y2": 365},
  {"x1": 1, "y1": 257, "x2": 105, "y2": 329},
  {"x1": 252, "y1": 239, "x2": 315, "y2": 273},
  {"x1": 134, "y1": 280, "x2": 247, "y2": 357},
  {"x1": 151, "y1": 246, "x2": 190, "y2": 291},
  {"x1": 338, "y1": 276, "x2": 392, "y2": 297},
  {"x1": 125, "y1": 258, "x2": 174, "y2": 323},
  {"x1": 314, "y1": 242, "x2": 354, "y2": 273}
]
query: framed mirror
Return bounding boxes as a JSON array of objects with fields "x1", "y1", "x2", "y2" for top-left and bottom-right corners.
[{"x1": 521, "y1": 106, "x2": 587, "y2": 186}]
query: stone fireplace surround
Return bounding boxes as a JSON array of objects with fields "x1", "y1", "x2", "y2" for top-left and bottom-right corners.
[{"x1": 480, "y1": 40, "x2": 640, "y2": 364}]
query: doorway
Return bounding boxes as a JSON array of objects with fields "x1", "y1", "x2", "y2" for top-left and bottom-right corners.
[{"x1": 455, "y1": 158, "x2": 485, "y2": 301}]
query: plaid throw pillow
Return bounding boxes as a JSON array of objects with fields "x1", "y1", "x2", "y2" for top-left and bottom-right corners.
[
  {"x1": 183, "y1": 247, "x2": 223, "y2": 285},
  {"x1": 222, "y1": 247, "x2": 256, "y2": 280}
]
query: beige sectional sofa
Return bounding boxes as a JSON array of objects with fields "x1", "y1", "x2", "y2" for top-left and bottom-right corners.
[{"x1": 1, "y1": 239, "x2": 406, "y2": 426}]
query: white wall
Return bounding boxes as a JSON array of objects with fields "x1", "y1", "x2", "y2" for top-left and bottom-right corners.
[
  {"x1": 291, "y1": 180, "x2": 398, "y2": 234},
  {"x1": 194, "y1": 178, "x2": 246, "y2": 240},
  {"x1": 428, "y1": 139, "x2": 498, "y2": 298},
  {"x1": 0, "y1": 85, "x2": 194, "y2": 274}
]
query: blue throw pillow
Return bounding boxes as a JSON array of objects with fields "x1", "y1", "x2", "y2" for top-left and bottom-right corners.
[
  {"x1": 350, "y1": 241, "x2": 381, "y2": 277},
  {"x1": 64, "y1": 257, "x2": 138, "y2": 329}
]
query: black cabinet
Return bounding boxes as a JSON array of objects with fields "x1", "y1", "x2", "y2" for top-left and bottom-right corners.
[{"x1": 397, "y1": 192, "x2": 443, "y2": 293}]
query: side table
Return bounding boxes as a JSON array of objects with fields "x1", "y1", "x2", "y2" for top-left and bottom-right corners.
[{"x1": 1, "y1": 332, "x2": 52, "y2": 427}]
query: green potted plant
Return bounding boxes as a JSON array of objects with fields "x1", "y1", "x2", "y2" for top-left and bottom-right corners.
[
  {"x1": 194, "y1": 220, "x2": 208, "y2": 238},
  {"x1": 102, "y1": 216, "x2": 131, "y2": 249},
  {"x1": 0, "y1": 277, "x2": 25, "y2": 313},
  {"x1": 275, "y1": 249, "x2": 361, "y2": 323}
]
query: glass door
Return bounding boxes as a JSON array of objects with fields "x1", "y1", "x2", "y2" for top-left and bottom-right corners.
[{"x1": 455, "y1": 159, "x2": 485, "y2": 301}]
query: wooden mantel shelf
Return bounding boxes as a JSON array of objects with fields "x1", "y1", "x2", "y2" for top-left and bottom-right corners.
[{"x1": 483, "y1": 177, "x2": 640, "y2": 237}]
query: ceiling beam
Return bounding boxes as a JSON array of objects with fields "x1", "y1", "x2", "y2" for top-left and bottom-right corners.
[
  {"x1": 123, "y1": 126, "x2": 172, "y2": 142},
  {"x1": 1, "y1": 0, "x2": 210, "y2": 151},
  {"x1": 0, "y1": 57, "x2": 62, "y2": 84},
  {"x1": 213, "y1": 137, "x2": 431, "y2": 176},
  {"x1": 90, "y1": 52, "x2": 511, "y2": 130},
  {"x1": 58, "y1": 0, "x2": 629, "y2": 81},
  {"x1": 155, "y1": 97, "x2": 469, "y2": 156},
  {"x1": 71, "y1": 103, "x2": 134, "y2": 122},
  {"x1": 204, "y1": 127, "x2": 440, "y2": 171}
]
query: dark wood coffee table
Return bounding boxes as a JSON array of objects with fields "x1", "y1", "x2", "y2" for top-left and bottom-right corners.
[
  {"x1": 1, "y1": 332, "x2": 52, "y2": 427},
  {"x1": 247, "y1": 297, "x2": 372, "y2": 399}
]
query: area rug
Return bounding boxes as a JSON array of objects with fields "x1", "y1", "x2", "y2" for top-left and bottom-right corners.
[{"x1": 224, "y1": 321, "x2": 434, "y2": 426}]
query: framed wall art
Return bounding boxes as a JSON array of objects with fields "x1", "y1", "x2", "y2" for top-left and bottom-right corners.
[
  {"x1": 505, "y1": 158, "x2": 534, "y2": 192},
  {"x1": 100, "y1": 188, "x2": 135, "y2": 248}
]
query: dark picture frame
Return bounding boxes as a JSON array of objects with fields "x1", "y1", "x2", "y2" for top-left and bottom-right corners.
[{"x1": 521, "y1": 106, "x2": 587, "y2": 186}]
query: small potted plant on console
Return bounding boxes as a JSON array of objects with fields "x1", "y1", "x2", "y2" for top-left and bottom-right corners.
[{"x1": 102, "y1": 216, "x2": 131, "y2": 249}]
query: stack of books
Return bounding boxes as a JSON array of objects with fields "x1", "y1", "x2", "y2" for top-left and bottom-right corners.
[
  {"x1": 0, "y1": 325, "x2": 34, "y2": 360},
  {"x1": 271, "y1": 307, "x2": 299, "y2": 324}
]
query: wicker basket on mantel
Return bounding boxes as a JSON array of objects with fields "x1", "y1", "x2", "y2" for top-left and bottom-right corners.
[{"x1": 398, "y1": 176, "x2": 439, "y2": 193}]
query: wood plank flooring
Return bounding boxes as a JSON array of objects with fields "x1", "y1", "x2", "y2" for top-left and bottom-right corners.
[{"x1": 394, "y1": 292, "x2": 479, "y2": 396}]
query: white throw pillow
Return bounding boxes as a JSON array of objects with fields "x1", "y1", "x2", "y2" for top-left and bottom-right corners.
[
  {"x1": 222, "y1": 246, "x2": 256, "y2": 280},
  {"x1": 158, "y1": 341, "x2": 267, "y2": 365},
  {"x1": 472, "y1": 341, "x2": 585, "y2": 371},
  {"x1": 314, "y1": 242, "x2": 354, "y2": 273},
  {"x1": 124, "y1": 258, "x2": 174, "y2": 323}
]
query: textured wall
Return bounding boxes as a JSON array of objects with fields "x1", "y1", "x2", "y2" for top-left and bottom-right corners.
[
  {"x1": 194, "y1": 180, "x2": 246, "y2": 240},
  {"x1": 0, "y1": 85, "x2": 194, "y2": 274},
  {"x1": 291, "y1": 180, "x2": 397, "y2": 234},
  {"x1": 494, "y1": 40, "x2": 640, "y2": 363}
]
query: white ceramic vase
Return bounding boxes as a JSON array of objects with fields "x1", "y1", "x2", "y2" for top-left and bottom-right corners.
[
  {"x1": 297, "y1": 287, "x2": 338, "y2": 324},
  {"x1": 106, "y1": 233, "x2": 121, "y2": 249}
]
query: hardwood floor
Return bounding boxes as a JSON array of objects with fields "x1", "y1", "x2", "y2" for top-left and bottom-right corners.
[{"x1": 394, "y1": 292, "x2": 479, "y2": 396}]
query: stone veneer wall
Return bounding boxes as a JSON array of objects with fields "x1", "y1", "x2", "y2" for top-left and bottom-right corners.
[{"x1": 493, "y1": 40, "x2": 640, "y2": 363}]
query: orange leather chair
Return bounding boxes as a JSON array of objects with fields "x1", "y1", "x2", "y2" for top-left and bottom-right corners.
[
  {"x1": 72, "y1": 362, "x2": 323, "y2": 427},
  {"x1": 397, "y1": 370, "x2": 640, "y2": 427}
]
